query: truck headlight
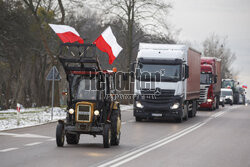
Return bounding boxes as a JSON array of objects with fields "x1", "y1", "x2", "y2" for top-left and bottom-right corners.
[
  {"x1": 136, "y1": 101, "x2": 144, "y2": 108},
  {"x1": 69, "y1": 108, "x2": 74, "y2": 114},
  {"x1": 94, "y1": 110, "x2": 100, "y2": 116},
  {"x1": 171, "y1": 103, "x2": 180, "y2": 109},
  {"x1": 207, "y1": 99, "x2": 212, "y2": 102}
]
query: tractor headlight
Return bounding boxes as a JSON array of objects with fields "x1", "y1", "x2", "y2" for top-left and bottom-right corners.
[
  {"x1": 136, "y1": 101, "x2": 144, "y2": 108},
  {"x1": 171, "y1": 103, "x2": 180, "y2": 109},
  {"x1": 94, "y1": 110, "x2": 100, "y2": 116},
  {"x1": 207, "y1": 99, "x2": 212, "y2": 102},
  {"x1": 69, "y1": 108, "x2": 74, "y2": 114}
]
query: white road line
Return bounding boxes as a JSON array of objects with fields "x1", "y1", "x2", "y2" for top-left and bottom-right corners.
[
  {"x1": 214, "y1": 111, "x2": 226, "y2": 118},
  {"x1": 98, "y1": 108, "x2": 232, "y2": 167},
  {"x1": 46, "y1": 138, "x2": 56, "y2": 141},
  {"x1": 121, "y1": 122, "x2": 127, "y2": 125},
  {"x1": 97, "y1": 122, "x2": 202, "y2": 167},
  {"x1": 112, "y1": 122, "x2": 207, "y2": 167},
  {"x1": 0, "y1": 132, "x2": 51, "y2": 139},
  {"x1": 25, "y1": 142, "x2": 43, "y2": 146},
  {"x1": 0, "y1": 148, "x2": 19, "y2": 152}
]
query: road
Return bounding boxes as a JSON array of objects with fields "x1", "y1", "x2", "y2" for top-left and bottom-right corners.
[{"x1": 0, "y1": 105, "x2": 250, "y2": 167}]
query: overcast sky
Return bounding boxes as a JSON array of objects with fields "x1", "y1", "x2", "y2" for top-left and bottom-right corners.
[{"x1": 168, "y1": 0, "x2": 250, "y2": 98}]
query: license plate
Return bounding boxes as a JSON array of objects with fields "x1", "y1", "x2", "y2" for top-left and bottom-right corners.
[{"x1": 152, "y1": 113, "x2": 162, "y2": 117}]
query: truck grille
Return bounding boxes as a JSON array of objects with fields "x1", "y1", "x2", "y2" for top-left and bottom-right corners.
[
  {"x1": 141, "y1": 89, "x2": 175, "y2": 96},
  {"x1": 141, "y1": 89, "x2": 175, "y2": 100},
  {"x1": 76, "y1": 105, "x2": 91, "y2": 122},
  {"x1": 198, "y1": 86, "x2": 209, "y2": 103}
]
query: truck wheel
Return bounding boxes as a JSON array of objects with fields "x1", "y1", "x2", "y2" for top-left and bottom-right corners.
[
  {"x1": 222, "y1": 102, "x2": 225, "y2": 107},
  {"x1": 216, "y1": 97, "x2": 219, "y2": 109},
  {"x1": 135, "y1": 117, "x2": 142, "y2": 122},
  {"x1": 230, "y1": 102, "x2": 233, "y2": 106},
  {"x1": 66, "y1": 133, "x2": 80, "y2": 145},
  {"x1": 56, "y1": 123, "x2": 64, "y2": 147},
  {"x1": 189, "y1": 101, "x2": 197, "y2": 118},
  {"x1": 111, "y1": 109, "x2": 121, "y2": 146},
  {"x1": 183, "y1": 104, "x2": 188, "y2": 121},
  {"x1": 103, "y1": 124, "x2": 111, "y2": 148}
]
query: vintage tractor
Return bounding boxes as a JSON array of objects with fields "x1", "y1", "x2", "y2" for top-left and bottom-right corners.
[{"x1": 56, "y1": 43, "x2": 121, "y2": 148}]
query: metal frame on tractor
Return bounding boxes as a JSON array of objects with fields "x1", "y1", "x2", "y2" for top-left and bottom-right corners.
[{"x1": 56, "y1": 43, "x2": 121, "y2": 148}]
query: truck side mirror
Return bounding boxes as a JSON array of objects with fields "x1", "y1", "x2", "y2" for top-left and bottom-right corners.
[{"x1": 185, "y1": 65, "x2": 189, "y2": 78}]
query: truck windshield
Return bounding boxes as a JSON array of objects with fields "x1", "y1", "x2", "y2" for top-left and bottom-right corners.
[
  {"x1": 200, "y1": 73, "x2": 212, "y2": 84},
  {"x1": 222, "y1": 80, "x2": 234, "y2": 88},
  {"x1": 71, "y1": 75, "x2": 97, "y2": 101},
  {"x1": 137, "y1": 64, "x2": 181, "y2": 82},
  {"x1": 221, "y1": 90, "x2": 233, "y2": 97}
]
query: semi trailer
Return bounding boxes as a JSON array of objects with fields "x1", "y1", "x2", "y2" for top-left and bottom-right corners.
[{"x1": 132, "y1": 43, "x2": 201, "y2": 122}]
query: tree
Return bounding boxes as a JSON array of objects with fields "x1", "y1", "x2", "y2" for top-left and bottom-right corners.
[
  {"x1": 203, "y1": 33, "x2": 236, "y2": 79},
  {"x1": 94, "y1": 0, "x2": 172, "y2": 71}
]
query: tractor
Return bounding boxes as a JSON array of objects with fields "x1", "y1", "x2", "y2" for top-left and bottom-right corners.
[{"x1": 56, "y1": 43, "x2": 121, "y2": 148}]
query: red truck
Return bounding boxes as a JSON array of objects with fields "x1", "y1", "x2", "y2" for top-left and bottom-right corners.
[{"x1": 198, "y1": 57, "x2": 221, "y2": 110}]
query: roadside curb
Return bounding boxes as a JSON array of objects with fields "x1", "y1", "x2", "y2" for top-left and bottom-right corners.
[{"x1": 0, "y1": 120, "x2": 59, "y2": 132}]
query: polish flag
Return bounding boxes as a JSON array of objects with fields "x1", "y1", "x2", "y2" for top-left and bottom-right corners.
[
  {"x1": 242, "y1": 84, "x2": 247, "y2": 89},
  {"x1": 49, "y1": 24, "x2": 84, "y2": 44},
  {"x1": 93, "y1": 26, "x2": 122, "y2": 64}
]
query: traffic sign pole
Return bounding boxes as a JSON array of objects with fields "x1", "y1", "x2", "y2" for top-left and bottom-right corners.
[
  {"x1": 51, "y1": 67, "x2": 54, "y2": 121},
  {"x1": 46, "y1": 65, "x2": 61, "y2": 121}
]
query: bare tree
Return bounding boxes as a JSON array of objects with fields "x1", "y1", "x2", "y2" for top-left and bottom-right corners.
[
  {"x1": 203, "y1": 33, "x2": 236, "y2": 79},
  {"x1": 93, "y1": 0, "x2": 172, "y2": 71}
]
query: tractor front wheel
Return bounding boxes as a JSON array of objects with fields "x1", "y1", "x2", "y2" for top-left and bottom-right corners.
[
  {"x1": 103, "y1": 124, "x2": 111, "y2": 148},
  {"x1": 56, "y1": 123, "x2": 64, "y2": 147}
]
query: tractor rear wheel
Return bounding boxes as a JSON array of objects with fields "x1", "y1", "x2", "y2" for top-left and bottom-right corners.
[{"x1": 111, "y1": 109, "x2": 121, "y2": 146}]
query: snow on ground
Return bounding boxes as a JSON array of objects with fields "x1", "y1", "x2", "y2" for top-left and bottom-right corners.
[
  {"x1": 0, "y1": 107, "x2": 66, "y2": 131},
  {"x1": 0, "y1": 105, "x2": 132, "y2": 131}
]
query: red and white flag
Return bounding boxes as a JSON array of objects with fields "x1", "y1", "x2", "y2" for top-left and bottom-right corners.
[
  {"x1": 49, "y1": 24, "x2": 84, "y2": 44},
  {"x1": 242, "y1": 84, "x2": 247, "y2": 89},
  {"x1": 93, "y1": 26, "x2": 122, "y2": 64}
]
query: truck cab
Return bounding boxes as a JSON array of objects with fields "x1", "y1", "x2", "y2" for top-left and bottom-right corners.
[
  {"x1": 222, "y1": 79, "x2": 239, "y2": 104},
  {"x1": 133, "y1": 43, "x2": 200, "y2": 122},
  {"x1": 199, "y1": 57, "x2": 221, "y2": 110}
]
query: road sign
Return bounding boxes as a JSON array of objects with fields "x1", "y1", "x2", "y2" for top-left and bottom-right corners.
[
  {"x1": 46, "y1": 66, "x2": 61, "y2": 120},
  {"x1": 46, "y1": 66, "x2": 61, "y2": 81}
]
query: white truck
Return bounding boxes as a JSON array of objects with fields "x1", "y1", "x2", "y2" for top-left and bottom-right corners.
[{"x1": 132, "y1": 43, "x2": 201, "y2": 122}]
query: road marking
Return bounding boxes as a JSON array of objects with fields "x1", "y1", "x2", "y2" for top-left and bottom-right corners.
[
  {"x1": 46, "y1": 138, "x2": 56, "y2": 141},
  {"x1": 121, "y1": 122, "x2": 127, "y2": 125},
  {"x1": 97, "y1": 122, "x2": 203, "y2": 167},
  {"x1": 98, "y1": 108, "x2": 232, "y2": 167},
  {"x1": 0, "y1": 148, "x2": 19, "y2": 152},
  {"x1": 25, "y1": 142, "x2": 43, "y2": 146},
  {"x1": 111, "y1": 122, "x2": 207, "y2": 167},
  {"x1": 0, "y1": 132, "x2": 52, "y2": 139}
]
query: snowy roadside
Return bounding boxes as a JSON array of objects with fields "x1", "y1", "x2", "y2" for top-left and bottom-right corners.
[
  {"x1": 0, "y1": 107, "x2": 66, "y2": 131},
  {"x1": 0, "y1": 104, "x2": 133, "y2": 131}
]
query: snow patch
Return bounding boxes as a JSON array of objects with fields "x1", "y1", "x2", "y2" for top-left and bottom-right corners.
[{"x1": 0, "y1": 105, "x2": 133, "y2": 131}]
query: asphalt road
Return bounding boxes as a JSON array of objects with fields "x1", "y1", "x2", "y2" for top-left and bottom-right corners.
[{"x1": 0, "y1": 104, "x2": 249, "y2": 167}]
